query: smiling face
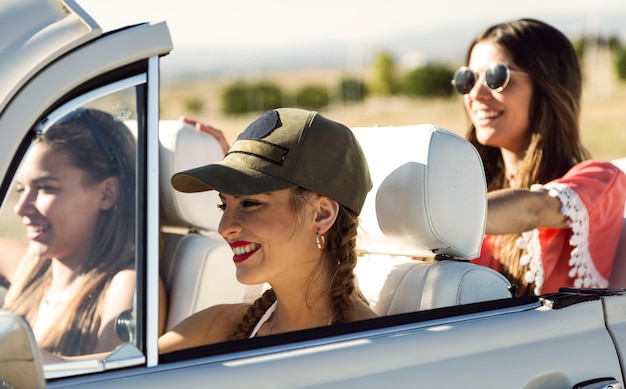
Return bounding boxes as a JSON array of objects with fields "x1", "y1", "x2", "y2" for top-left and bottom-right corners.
[
  {"x1": 13, "y1": 142, "x2": 112, "y2": 267},
  {"x1": 217, "y1": 188, "x2": 322, "y2": 286},
  {"x1": 464, "y1": 41, "x2": 534, "y2": 157}
]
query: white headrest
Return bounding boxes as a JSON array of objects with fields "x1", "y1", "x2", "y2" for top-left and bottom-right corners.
[
  {"x1": 353, "y1": 124, "x2": 487, "y2": 260},
  {"x1": 159, "y1": 120, "x2": 224, "y2": 231}
]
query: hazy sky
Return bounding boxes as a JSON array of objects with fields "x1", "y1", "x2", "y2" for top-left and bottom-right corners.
[
  {"x1": 76, "y1": 0, "x2": 626, "y2": 50},
  {"x1": 75, "y1": 1, "x2": 626, "y2": 76}
]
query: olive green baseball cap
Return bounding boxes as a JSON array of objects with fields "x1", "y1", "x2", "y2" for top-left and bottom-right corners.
[{"x1": 171, "y1": 108, "x2": 372, "y2": 215}]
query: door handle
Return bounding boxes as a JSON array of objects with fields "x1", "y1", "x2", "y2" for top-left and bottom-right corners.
[{"x1": 573, "y1": 378, "x2": 622, "y2": 389}]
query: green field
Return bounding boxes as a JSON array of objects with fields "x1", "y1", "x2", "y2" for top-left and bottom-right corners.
[{"x1": 160, "y1": 66, "x2": 626, "y2": 162}]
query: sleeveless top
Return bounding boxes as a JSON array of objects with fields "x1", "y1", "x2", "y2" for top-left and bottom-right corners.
[{"x1": 249, "y1": 301, "x2": 277, "y2": 338}]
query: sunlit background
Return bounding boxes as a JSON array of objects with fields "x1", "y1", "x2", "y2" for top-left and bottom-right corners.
[
  {"x1": 77, "y1": 0, "x2": 626, "y2": 76},
  {"x1": 76, "y1": 0, "x2": 626, "y2": 160}
]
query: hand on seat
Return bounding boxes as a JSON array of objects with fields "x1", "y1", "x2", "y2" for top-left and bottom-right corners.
[{"x1": 179, "y1": 117, "x2": 230, "y2": 155}]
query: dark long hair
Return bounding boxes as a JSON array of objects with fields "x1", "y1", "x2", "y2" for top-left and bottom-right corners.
[
  {"x1": 463, "y1": 19, "x2": 589, "y2": 295},
  {"x1": 466, "y1": 18, "x2": 589, "y2": 189}
]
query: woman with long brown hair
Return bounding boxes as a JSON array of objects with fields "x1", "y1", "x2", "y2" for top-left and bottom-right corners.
[
  {"x1": 0, "y1": 108, "x2": 137, "y2": 357},
  {"x1": 453, "y1": 19, "x2": 626, "y2": 295}
]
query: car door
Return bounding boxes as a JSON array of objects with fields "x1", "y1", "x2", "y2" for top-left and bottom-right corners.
[
  {"x1": 0, "y1": 0, "x2": 172, "y2": 383},
  {"x1": 37, "y1": 293, "x2": 623, "y2": 388}
]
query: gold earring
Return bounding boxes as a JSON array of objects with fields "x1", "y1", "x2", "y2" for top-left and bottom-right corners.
[{"x1": 316, "y1": 232, "x2": 326, "y2": 250}]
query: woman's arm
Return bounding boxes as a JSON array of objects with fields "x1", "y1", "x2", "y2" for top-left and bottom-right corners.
[
  {"x1": 159, "y1": 303, "x2": 248, "y2": 354},
  {"x1": 93, "y1": 269, "x2": 136, "y2": 354},
  {"x1": 485, "y1": 188, "x2": 569, "y2": 235},
  {"x1": 179, "y1": 117, "x2": 230, "y2": 155}
]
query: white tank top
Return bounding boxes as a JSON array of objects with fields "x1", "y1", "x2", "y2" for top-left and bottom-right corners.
[{"x1": 249, "y1": 301, "x2": 277, "y2": 338}]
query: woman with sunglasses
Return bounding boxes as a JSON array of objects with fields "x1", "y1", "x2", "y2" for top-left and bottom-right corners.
[
  {"x1": 0, "y1": 108, "x2": 143, "y2": 359},
  {"x1": 452, "y1": 18, "x2": 626, "y2": 296}
]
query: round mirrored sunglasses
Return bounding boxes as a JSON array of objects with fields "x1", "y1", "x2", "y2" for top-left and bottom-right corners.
[{"x1": 451, "y1": 62, "x2": 527, "y2": 95}]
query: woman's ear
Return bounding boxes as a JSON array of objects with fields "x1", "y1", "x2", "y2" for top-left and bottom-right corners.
[
  {"x1": 314, "y1": 196, "x2": 340, "y2": 234},
  {"x1": 99, "y1": 176, "x2": 120, "y2": 211}
]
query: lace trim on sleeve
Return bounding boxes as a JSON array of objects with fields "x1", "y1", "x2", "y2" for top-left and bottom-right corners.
[
  {"x1": 517, "y1": 229, "x2": 543, "y2": 295},
  {"x1": 516, "y1": 183, "x2": 608, "y2": 295}
]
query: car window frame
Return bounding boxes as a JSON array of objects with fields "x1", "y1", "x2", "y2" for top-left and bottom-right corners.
[
  {"x1": 160, "y1": 295, "x2": 541, "y2": 364},
  {"x1": 1, "y1": 71, "x2": 156, "y2": 380}
]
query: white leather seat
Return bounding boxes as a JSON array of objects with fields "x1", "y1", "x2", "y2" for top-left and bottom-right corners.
[
  {"x1": 352, "y1": 124, "x2": 512, "y2": 315},
  {"x1": 609, "y1": 157, "x2": 626, "y2": 288},
  {"x1": 159, "y1": 120, "x2": 264, "y2": 331},
  {"x1": 158, "y1": 121, "x2": 512, "y2": 327}
]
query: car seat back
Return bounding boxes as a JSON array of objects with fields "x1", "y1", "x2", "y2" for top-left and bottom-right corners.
[
  {"x1": 352, "y1": 125, "x2": 512, "y2": 315},
  {"x1": 158, "y1": 121, "x2": 512, "y2": 327}
]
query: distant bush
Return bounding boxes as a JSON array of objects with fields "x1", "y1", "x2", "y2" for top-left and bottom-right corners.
[
  {"x1": 335, "y1": 78, "x2": 368, "y2": 103},
  {"x1": 572, "y1": 37, "x2": 585, "y2": 60},
  {"x1": 616, "y1": 47, "x2": 626, "y2": 81},
  {"x1": 254, "y1": 82, "x2": 283, "y2": 111},
  {"x1": 184, "y1": 97, "x2": 204, "y2": 115},
  {"x1": 608, "y1": 35, "x2": 622, "y2": 51},
  {"x1": 371, "y1": 51, "x2": 398, "y2": 95},
  {"x1": 295, "y1": 85, "x2": 329, "y2": 110},
  {"x1": 221, "y1": 81, "x2": 283, "y2": 115},
  {"x1": 221, "y1": 83, "x2": 249, "y2": 114},
  {"x1": 402, "y1": 63, "x2": 455, "y2": 98}
]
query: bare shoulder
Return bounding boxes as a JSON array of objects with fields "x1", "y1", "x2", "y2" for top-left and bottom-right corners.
[
  {"x1": 93, "y1": 269, "x2": 138, "y2": 353},
  {"x1": 109, "y1": 268, "x2": 137, "y2": 287},
  {"x1": 159, "y1": 303, "x2": 249, "y2": 353},
  {"x1": 102, "y1": 269, "x2": 136, "y2": 306}
]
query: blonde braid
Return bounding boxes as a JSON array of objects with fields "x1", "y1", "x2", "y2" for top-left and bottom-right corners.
[
  {"x1": 326, "y1": 206, "x2": 362, "y2": 324},
  {"x1": 231, "y1": 288, "x2": 276, "y2": 340}
]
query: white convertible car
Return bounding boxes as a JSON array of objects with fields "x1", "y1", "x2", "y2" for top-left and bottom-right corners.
[{"x1": 1, "y1": 1, "x2": 626, "y2": 388}]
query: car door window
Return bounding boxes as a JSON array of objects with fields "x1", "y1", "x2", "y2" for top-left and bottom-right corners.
[{"x1": 0, "y1": 80, "x2": 146, "y2": 374}]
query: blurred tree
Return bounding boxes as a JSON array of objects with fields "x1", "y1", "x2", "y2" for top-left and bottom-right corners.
[
  {"x1": 608, "y1": 35, "x2": 622, "y2": 51},
  {"x1": 616, "y1": 47, "x2": 626, "y2": 81},
  {"x1": 296, "y1": 85, "x2": 329, "y2": 110},
  {"x1": 402, "y1": 63, "x2": 455, "y2": 98},
  {"x1": 221, "y1": 82, "x2": 283, "y2": 115},
  {"x1": 572, "y1": 36, "x2": 585, "y2": 59},
  {"x1": 254, "y1": 82, "x2": 283, "y2": 112},
  {"x1": 371, "y1": 51, "x2": 398, "y2": 95},
  {"x1": 184, "y1": 97, "x2": 204, "y2": 115},
  {"x1": 335, "y1": 77, "x2": 368, "y2": 103},
  {"x1": 221, "y1": 82, "x2": 249, "y2": 115}
]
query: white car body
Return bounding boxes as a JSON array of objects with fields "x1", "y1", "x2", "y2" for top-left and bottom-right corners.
[{"x1": 0, "y1": 1, "x2": 625, "y2": 388}]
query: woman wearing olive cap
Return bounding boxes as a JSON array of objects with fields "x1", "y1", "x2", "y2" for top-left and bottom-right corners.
[{"x1": 159, "y1": 108, "x2": 376, "y2": 353}]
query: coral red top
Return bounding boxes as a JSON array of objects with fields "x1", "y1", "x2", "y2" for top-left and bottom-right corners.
[{"x1": 472, "y1": 160, "x2": 626, "y2": 295}]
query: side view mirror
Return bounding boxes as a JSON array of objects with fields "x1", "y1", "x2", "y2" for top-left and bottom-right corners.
[{"x1": 0, "y1": 309, "x2": 45, "y2": 388}]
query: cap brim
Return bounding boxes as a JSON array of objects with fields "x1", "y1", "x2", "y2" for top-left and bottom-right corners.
[{"x1": 171, "y1": 159, "x2": 297, "y2": 195}]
